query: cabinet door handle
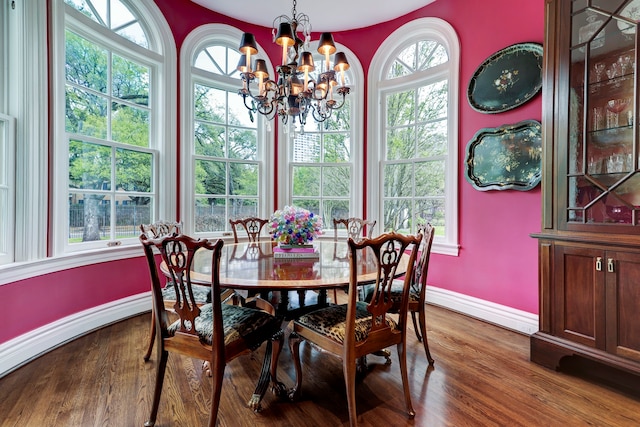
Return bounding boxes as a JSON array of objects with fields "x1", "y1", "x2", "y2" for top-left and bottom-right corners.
[
  {"x1": 607, "y1": 258, "x2": 615, "y2": 273},
  {"x1": 595, "y1": 257, "x2": 602, "y2": 271}
]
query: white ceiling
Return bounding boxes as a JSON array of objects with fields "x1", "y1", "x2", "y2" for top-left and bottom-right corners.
[{"x1": 191, "y1": 0, "x2": 437, "y2": 32}]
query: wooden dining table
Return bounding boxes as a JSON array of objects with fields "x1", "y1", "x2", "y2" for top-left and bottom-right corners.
[{"x1": 185, "y1": 239, "x2": 411, "y2": 319}]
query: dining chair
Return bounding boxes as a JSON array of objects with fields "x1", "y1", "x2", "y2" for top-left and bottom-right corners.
[
  {"x1": 230, "y1": 217, "x2": 269, "y2": 243},
  {"x1": 140, "y1": 220, "x2": 238, "y2": 362},
  {"x1": 288, "y1": 232, "x2": 421, "y2": 427},
  {"x1": 332, "y1": 217, "x2": 376, "y2": 242},
  {"x1": 331, "y1": 217, "x2": 377, "y2": 303},
  {"x1": 140, "y1": 220, "x2": 201, "y2": 361},
  {"x1": 140, "y1": 233, "x2": 285, "y2": 427},
  {"x1": 362, "y1": 223, "x2": 436, "y2": 365}
]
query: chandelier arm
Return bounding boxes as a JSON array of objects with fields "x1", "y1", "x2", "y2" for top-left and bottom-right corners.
[
  {"x1": 326, "y1": 92, "x2": 349, "y2": 111},
  {"x1": 310, "y1": 103, "x2": 331, "y2": 123}
]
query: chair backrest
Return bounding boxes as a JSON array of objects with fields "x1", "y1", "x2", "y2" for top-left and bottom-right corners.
[
  {"x1": 140, "y1": 232, "x2": 224, "y2": 346},
  {"x1": 345, "y1": 232, "x2": 421, "y2": 347},
  {"x1": 229, "y1": 217, "x2": 268, "y2": 243},
  {"x1": 333, "y1": 217, "x2": 376, "y2": 242},
  {"x1": 410, "y1": 223, "x2": 435, "y2": 301},
  {"x1": 140, "y1": 220, "x2": 182, "y2": 239}
]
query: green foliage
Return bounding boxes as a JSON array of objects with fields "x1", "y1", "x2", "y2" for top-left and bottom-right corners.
[
  {"x1": 65, "y1": 25, "x2": 153, "y2": 242},
  {"x1": 382, "y1": 71, "x2": 449, "y2": 233}
]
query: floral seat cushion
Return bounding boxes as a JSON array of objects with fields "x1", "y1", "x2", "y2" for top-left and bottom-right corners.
[
  {"x1": 361, "y1": 280, "x2": 420, "y2": 305},
  {"x1": 294, "y1": 301, "x2": 398, "y2": 344},
  {"x1": 167, "y1": 303, "x2": 280, "y2": 350},
  {"x1": 161, "y1": 282, "x2": 211, "y2": 303}
]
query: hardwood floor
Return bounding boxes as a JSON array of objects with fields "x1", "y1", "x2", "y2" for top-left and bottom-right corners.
[{"x1": 2, "y1": 303, "x2": 640, "y2": 426}]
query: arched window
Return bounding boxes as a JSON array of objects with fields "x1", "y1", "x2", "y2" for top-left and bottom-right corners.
[
  {"x1": 283, "y1": 44, "x2": 364, "y2": 231},
  {"x1": 181, "y1": 25, "x2": 273, "y2": 237},
  {"x1": 52, "y1": 0, "x2": 176, "y2": 254},
  {"x1": 369, "y1": 18, "x2": 460, "y2": 255}
]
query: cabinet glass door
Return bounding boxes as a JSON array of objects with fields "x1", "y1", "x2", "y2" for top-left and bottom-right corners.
[{"x1": 567, "y1": 0, "x2": 640, "y2": 227}]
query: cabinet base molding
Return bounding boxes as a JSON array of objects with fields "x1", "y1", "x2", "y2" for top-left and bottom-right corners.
[{"x1": 531, "y1": 332, "x2": 640, "y2": 376}]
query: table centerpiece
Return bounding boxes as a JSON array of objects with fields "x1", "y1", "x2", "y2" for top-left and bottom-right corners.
[{"x1": 269, "y1": 206, "x2": 322, "y2": 258}]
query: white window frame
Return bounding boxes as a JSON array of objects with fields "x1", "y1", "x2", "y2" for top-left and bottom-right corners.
[
  {"x1": 180, "y1": 24, "x2": 275, "y2": 239},
  {"x1": 0, "y1": 114, "x2": 15, "y2": 265},
  {"x1": 277, "y1": 43, "x2": 365, "y2": 236},
  {"x1": 368, "y1": 18, "x2": 460, "y2": 256},
  {"x1": 2, "y1": 0, "x2": 48, "y2": 266},
  {"x1": 51, "y1": 0, "x2": 176, "y2": 255}
]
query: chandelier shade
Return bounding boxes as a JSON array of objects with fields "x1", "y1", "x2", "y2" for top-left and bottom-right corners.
[
  {"x1": 237, "y1": 0, "x2": 351, "y2": 128},
  {"x1": 317, "y1": 32, "x2": 336, "y2": 55},
  {"x1": 275, "y1": 22, "x2": 296, "y2": 47}
]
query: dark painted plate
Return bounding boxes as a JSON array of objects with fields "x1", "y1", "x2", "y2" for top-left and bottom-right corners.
[
  {"x1": 468, "y1": 43, "x2": 543, "y2": 113},
  {"x1": 465, "y1": 120, "x2": 542, "y2": 191}
]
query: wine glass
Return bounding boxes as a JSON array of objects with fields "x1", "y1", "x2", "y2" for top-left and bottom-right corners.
[
  {"x1": 618, "y1": 54, "x2": 632, "y2": 76},
  {"x1": 594, "y1": 62, "x2": 606, "y2": 82},
  {"x1": 607, "y1": 98, "x2": 629, "y2": 128}
]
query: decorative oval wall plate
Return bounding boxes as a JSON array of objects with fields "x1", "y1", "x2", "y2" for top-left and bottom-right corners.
[
  {"x1": 467, "y1": 43, "x2": 543, "y2": 114},
  {"x1": 465, "y1": 120, "x2": 542, "y2": 191}
]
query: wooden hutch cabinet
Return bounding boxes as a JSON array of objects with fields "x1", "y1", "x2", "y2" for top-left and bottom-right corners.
[{"x1": 531, "y1": 0, "x2": 640, "y2": 376}]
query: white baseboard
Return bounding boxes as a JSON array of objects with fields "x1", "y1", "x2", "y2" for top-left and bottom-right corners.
[
  {"x1": 0, "y1": 293, "x2": 151, "y2": 379},
  {"x1": 0, "y1": 287, "x2": 538, "y2": 379},
  {"x1": 426, "y1": 286, "x2": 539, "y2": 335}
]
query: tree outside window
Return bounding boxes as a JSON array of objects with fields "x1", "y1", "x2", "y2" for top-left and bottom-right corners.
[
  {"x1": 382, "y1": 39, "x2": 450, "y2": 236},
  {"x1": 192, "y1": 43, "x2": 261, "y2": 232},
  {"x1": 64, "y1": 3, "x2": 155, "y2": 244},
  {"x1": 290, "y1": 52, "x2": 354, "y2": 228}
]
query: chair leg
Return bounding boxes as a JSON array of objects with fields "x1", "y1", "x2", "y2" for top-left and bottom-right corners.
[
  {"x1": 208, "y1": 353, "x2": 226, "y2": 427},
  {"x1": 144, "y1": 349, "x2": 168, "y2": 427},
  {"x1": 410, "y1": 311, "x2": 422, "y2": 342},
  {"x1": 287, "y1": 331, "x2": 303, "y2": 401},
  {"x1": 396, "y1": 341, "x2": 416, "y2": 420},
  {"x1": 343, "y1": 356, "x2": 358, "y2": 427},
  {"x1": 416, "y1": 307, "x2": 435, "y2": 365},
  {"x1": 143, "y1": 309, "x2": 156, "y2": 362}
]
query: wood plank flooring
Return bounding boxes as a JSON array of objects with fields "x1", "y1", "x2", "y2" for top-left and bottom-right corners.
[{"x1": 1, "y1": 303, "x2": 640, "y2": 426}]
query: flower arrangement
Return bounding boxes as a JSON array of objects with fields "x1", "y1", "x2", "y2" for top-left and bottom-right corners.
[{"x1": 269, "y1": 205, "x2": 323, "y2": 246}]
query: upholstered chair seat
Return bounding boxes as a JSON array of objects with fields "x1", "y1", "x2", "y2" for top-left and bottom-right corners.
[
  {"x1": 167, "y1": 303, "x2": 282, "y2": 350},
  {"x1": 361, "y1": 281, "x2": 420, "y2": 305},
  {"x1": 294, "y1": 302, "x2": 399, "y2": 344},
  {"x1": 161, "y1": 282, "x2": 211, "y2": 304}
]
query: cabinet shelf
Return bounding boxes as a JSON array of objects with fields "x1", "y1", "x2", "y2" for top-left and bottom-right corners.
[{"x1": 588, "y1": 126, "x2": 632, "y2": 145}]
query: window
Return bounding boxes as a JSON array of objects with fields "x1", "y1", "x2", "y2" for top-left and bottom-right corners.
[
  {"x1": 181, "y1": 25, "x2": 273, "y2": 237},
  {"x1": 0, "y1": 1, "x2": 15, "y2": 266},
  {"x1": 2, "y1": 1, "x2": 48, "y2": 265},
  {"x1": 369, "y1": 18, "x2": 459, "y2": 255},
  {"x1": 284, "y1": 46, "x2": 364, "y2": 231},
  {"x1": 52, "y1": 0, "x2": 176, "y2": 253}
]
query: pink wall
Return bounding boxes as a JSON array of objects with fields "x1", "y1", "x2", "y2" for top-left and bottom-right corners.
[
  {"x1": 0, "y1": 0, "x2": 544, "y2": 345},
  {"x1": 0, "y1": 258, "x2": 150, "y2": 343},
  {"x1": 321, "y1": 0, "x2": 545, "y2": 313}
]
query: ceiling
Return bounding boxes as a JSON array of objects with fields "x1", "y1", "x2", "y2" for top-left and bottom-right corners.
[{"x1": 191, "y1": 0, "x2": 437, "y2": 32}]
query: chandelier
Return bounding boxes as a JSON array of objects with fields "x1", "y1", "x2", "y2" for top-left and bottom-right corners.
[{"x1": 237, "y1": 0, "x2": 351, "y2": 128}]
